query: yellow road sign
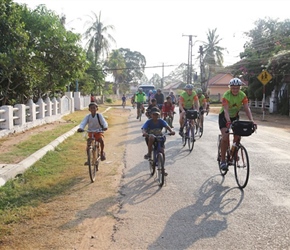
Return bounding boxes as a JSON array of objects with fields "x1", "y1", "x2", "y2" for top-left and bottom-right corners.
[{"x1": 257, "y1": 70, "x2": 272, "y2": 85}]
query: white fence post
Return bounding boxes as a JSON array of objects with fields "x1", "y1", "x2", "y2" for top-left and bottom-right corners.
[
  {"x1": 26, "y1": 99, "x2": 36, "y2": 122},
  {"x1": 0, "y1": 106, "x2": 13, "y2": 130},
  {"x1": 37, "y1": 98, "x2": 45, "y2": 119},
  {"x1": 74, "y1": 91, "x2": 81, "y2": 110},
  {"x1": 52, "y1": 97, "x2": 58, "y2": 115},
  {"x1": 45, "y1": 97, "x2": 52, "y2": 117},
  {"x1": 14, "y1": 104, "x2": 26, "y2": 126}
]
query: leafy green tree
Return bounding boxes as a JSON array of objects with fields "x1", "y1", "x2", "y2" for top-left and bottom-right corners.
[
  {"x1": 0, "y1": 0, "x2": 29, "y2": 105},
  {"x1": 104, "y1": 49, "x2": 126, "y2": 95}
]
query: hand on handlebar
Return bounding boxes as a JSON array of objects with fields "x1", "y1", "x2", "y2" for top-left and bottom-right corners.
[
  {"x1": 77, "y1": 128, "x2": 84, "y2": 133},
  {"x1": 226, "y1": 121, "x2": 231, "y2": 129},
  {"x1": 169, "y1": 131, "x2": 175, "y2": 136}
]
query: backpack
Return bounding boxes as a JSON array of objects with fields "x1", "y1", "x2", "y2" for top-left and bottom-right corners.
[{"x1": 96, "y1": 113, "x2": 104, "y2": 129}]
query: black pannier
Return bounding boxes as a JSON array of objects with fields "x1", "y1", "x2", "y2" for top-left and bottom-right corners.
[
  {"x1": 232, "y1": 120, "x2": 255, "y2": 136},
  {"x1": 186, "y1": 110, "x2": 198, "y2": 120}
]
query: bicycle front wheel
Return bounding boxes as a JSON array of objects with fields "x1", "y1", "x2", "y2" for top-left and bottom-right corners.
[
  {"x1": 156, "y1": 153, "x2": 165, "y2": 187},
  {"x1": 87, "y1": 147, "x2": 97, "y2": 182},
  {"x1": 188, "y1": 125, "x2": 195, "y2": 152},
  {"x1": 234, "y1": 144, "x2": 250, "y2": 189}
]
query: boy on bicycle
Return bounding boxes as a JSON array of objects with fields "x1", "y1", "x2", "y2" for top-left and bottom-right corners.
[
  {"x1": 141, "y1": 107, "x2": 175, "y2": 160},
  {"x1": 77, "y1": 102, "x2": 108, "y2": 162},
  {"x1": 162, "y1": 96, "x2": 175, "y2": 128}
]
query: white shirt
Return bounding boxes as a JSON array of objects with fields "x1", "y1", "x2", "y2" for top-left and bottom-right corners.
[{"x1": 79, "y1": 113, "x2": 108, "y2": 132}]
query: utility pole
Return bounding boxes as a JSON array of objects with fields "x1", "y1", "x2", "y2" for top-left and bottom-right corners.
[
  {"x1": 161, "y1": 62, "x2": 164, "y2": 89},
  {"x1": 199, "y1": 45, "x2": 206, "y2": 92},
  {"x1": 182, "y1": 34, "x2": 197, "y2": 85}
]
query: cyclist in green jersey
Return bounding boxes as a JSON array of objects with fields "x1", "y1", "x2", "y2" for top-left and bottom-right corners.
[
  {"x1": 178, "y1": 84, "x2": 199, "y2": 136},
  {"x1": 218, "y1": 78, "x2": 256, "y2": 171},
  {"x1": 135, "y1": 87, "x2": 146, "y2": 119},
  {"x1": 196, "y1": 88, "x2": 207, "y2": 133}
]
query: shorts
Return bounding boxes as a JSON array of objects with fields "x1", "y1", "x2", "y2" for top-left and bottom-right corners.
[
  {"x1": 218, "y1": 112, "x2": 239, "y2": 129},
  {"x1": 87, "y1": 132, "x2": 104, "y2": 146}
]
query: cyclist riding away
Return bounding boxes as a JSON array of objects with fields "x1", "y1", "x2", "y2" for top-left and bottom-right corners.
[
  {"x1": 135, "y1": 87, "x2": 146, "y2": 119},
  {"x1": 196, "y1": 88, "x2": 207, "y2": 133},
  {"x1": 141, "y1": 107, "x2": 175, "y2": 160},
  {"x1": 218, "y1": 78, "x2": 256, "y2": 171},
  {"x1": 178, "y1": 84, "x2": 199, "y2": 136},
  {"x1": 77, "y1": 102, "x2": 108, "y2": 162},
  {"x1": 162, "y1": 96, "x2": 175, "y2": 128},
  {"x1": 169, "y1": 91, "x2": 177, "y2": 104}
]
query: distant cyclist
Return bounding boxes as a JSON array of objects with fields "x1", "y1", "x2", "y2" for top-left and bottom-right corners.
[
  {"x1": 218, "y1": 78, "x2": 256, "y2": 171},
  {"x1": 154, "y1": 88, "x2": 164, "y2": 110},
  {"x1": 135, "y1": 87, "x2": 146, "y2": 119},
  {"x1": 178, "y1": 84, "x2": 199, "y2": 136},
  {"x1": 196, "y1": 88, "x2": 207, "y2": 133}
]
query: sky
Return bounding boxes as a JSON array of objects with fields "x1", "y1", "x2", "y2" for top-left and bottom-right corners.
[{"x1": 14, "y1": 0, "x2": 290, "y2": 78}]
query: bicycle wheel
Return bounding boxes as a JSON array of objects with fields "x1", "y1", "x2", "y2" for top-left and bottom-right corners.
[
  {"x1": 87, "y1": 146, "x2": 97, "y2": 182},
  {"x1": 234, "y1": 144, "x2": 250, "y2": 189},
  {"x1": 149, "y1": 151, "x2": 155, "y2": 176},
  {"x1": 217, "y1": 135, "x2": 228, "y2": 176},
  {"x1": 156, "y1": 153, "x2": 165, "y2": 187},
  {"x1": 188, "y1": 124, "x2": 195, "y2": 152},
  {"x1": 182, "y1": 124, "x2": 187, "y2": 146}
]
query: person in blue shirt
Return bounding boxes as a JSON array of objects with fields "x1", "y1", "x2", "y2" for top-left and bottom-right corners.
[{"x1": 141, "y1": 107, "x2": 175, "y2": 159}]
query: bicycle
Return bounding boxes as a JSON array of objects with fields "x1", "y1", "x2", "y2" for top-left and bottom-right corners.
[
  {"x1": 137, "y1": 102, "x2": 144, "y2": 121},
  {"x1": 181, "y1": 109, "x2": 198, "y2": 152},
  {"x1": 122, "y1": 101, "x2": 126, "y2": 108},
  {"x1": 146, "y1": 133, "x2": 172, "y2": 187},
  {"x1": 195, "y1": 110, "x2": 204, "y2": 138},
  {"x1": 217, "y1": 120, "x2": 256, "y2": 189},
  {"x1": 81, "y1": 129, "x2": 103, "y2": 182},
  {"x1": 163, "y1": 111, "x2": 173, "y2": 131}
]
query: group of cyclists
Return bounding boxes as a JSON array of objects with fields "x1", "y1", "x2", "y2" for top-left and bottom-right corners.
[{"x1": 78, "y1": 78, "x2": 256, "y2": 174}]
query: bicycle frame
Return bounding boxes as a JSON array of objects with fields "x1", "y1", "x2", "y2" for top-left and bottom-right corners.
[
  {"x1": 217, "y1": 125, "x2": 250, "y2": 189},
  {"x1": 181, "y1": 112, "x2": 196, "y2": 152},
  {"x1": 148, "y1": 134, "x2": 166, "y2": 187}
]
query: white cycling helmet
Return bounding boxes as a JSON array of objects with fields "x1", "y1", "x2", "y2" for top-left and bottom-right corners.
[
  {"x1": 138, "y1": 87, "x2": 143, "y2": 91},
  {"x1": 229, "y1": 78, "x2": 242, "y2": 86},
  {"x1": 184, "y1": 84, "x2": 193, "y2": 90}
]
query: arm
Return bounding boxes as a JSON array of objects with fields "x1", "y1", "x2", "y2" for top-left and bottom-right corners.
[
  {"x1": 243, "y1": 103, "x2": 254, "y2": 122},
  {"x1": 179, "y1": 96, "x2": 184, "y2": 112},
  {"x1": 193, "y1": 95, "x2": 199, "y2": 110},
  {"x1": 77, "y1": 115, "x2": 89, "y2": 132}
]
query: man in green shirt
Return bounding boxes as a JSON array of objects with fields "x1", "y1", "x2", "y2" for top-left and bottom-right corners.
[{"x1": 135, "y1": 88, "x2": 146, "y2": 119}]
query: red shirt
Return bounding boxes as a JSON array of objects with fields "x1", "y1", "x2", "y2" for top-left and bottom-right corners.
[{"x1": 162, "y1": 102, "x2": 174, "y2": 113}]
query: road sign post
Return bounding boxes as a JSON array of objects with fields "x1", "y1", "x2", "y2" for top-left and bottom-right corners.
[{"x1": 257, "y1": 70, "x2": 272, "y2": 120}]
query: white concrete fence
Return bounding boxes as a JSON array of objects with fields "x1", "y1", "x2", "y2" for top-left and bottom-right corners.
[{"x1": 0, "y1": 91, "x2": 94, "y2": 138}]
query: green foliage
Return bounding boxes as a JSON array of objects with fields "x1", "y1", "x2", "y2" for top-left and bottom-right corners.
[{"x1": 105, "y1": 97, "x2": 113, "y2": 103}]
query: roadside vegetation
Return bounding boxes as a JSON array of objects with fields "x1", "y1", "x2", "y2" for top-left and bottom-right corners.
[{"x1": 0, "y1": 102, "x2": 124, "y2": 239}]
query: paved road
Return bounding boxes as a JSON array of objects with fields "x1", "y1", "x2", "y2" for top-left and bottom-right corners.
[{"x1": 110, "y1": 107, "x2": 290, "y2": 249}]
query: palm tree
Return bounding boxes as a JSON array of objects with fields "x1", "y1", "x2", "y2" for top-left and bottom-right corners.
[
  {"x1": 202, "y1": 28, "x2": 227, "y2": 90},
  {"x1": 83, "y1": 11, "x2": 116, "y2": 64}
]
